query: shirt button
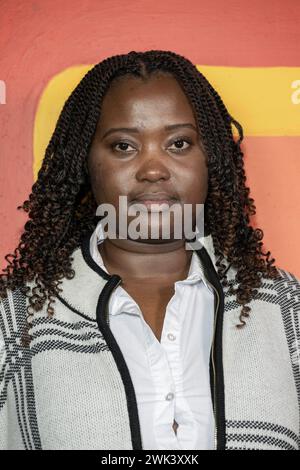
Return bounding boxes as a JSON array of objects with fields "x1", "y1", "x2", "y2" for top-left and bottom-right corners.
[
  {"x1": 165, "y1": 392, "x2": 175, "y2": 401},
  {"x1": 167, "y1": 333, "x2": 176, "y2": 341}
]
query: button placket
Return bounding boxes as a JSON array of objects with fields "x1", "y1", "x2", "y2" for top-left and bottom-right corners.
[
  {"x1": 165, "y1": 392, "x2": 175, "y2": 401},
  {"x1": 167, "y1": 333, "x2": 176, "y2": 341}
]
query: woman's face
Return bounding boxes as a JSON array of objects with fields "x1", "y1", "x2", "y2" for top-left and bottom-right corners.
[{"x1": 88, "y1": 73, "x2": 208, "y2": 243}]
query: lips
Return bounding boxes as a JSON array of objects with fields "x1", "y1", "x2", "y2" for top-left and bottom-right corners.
[
  {"x1": 131, "y1": 192, "x2": 177, "y2": 201},
  {"x1": 130, "y1": 192, "x2": 178, "y2": 211}
]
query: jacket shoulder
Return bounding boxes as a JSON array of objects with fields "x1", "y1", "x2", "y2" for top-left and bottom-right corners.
[
  {"x1": 0, "y1": 286, "x2": 28, "y2": 339},
  {"x1": 268, "y1": 268, "x2": 300, "y2": 316},
  {"x1": 272, "y1": 267, "x2": 300, "y2": 297}
]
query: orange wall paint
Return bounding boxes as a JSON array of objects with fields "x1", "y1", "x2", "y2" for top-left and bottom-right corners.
[{"x1": 0, "y1": 0, "x2": 299, "y2": 276}]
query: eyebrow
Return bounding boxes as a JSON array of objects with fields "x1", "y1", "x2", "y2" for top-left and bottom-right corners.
[{"x1": 101, "y1": 123, "x2": 198, "y2": 140}]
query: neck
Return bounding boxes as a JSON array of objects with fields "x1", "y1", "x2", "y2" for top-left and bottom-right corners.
[{"x1": 98, "y1": 237, "x2": 193, "y2": 282}]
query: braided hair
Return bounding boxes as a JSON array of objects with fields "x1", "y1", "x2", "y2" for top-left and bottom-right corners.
[{"x1": 0, "y1": 49, "x2": 280, "y2": 328}]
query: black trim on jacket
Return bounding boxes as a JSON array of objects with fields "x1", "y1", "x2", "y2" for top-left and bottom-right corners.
[
  {"x1": 81, "y1": 230, "x2": 143, "y2": 449},
  {"x1": 195, "y1": 246, "x2": 226, "y2": 450}
]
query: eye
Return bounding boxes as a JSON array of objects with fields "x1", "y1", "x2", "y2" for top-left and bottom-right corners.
[
  {"x1": 168, "y1": 137, "x2": 193, "y2": 153},
  {"x1": 111, "y1": 141, "x2": 136, "y2": 154}
]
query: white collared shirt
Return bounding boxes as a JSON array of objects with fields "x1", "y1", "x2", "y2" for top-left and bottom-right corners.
[{"x1": 90, "y1": 221, "x2": 215, "y2": 450}]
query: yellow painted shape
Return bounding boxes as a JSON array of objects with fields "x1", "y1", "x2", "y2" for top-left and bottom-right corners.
[
  {"x1": 33, "y1": 65, "x2": 300, "y2": 180},
  {"x1": 197, "y1": 66, "x2": 300, "y2": 137},
  {"x1": 33, "y1": 65, "x2": 92, "y2": 180}
]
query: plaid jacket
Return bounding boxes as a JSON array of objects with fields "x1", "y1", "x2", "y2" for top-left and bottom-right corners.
[{"x1": 1, "y1": 230, "x2": 299, "y2": 450}]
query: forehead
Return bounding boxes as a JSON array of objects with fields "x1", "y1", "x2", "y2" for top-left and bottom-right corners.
[{"x1": 98, "y1": 74, "x2": 196, "y2": 128}]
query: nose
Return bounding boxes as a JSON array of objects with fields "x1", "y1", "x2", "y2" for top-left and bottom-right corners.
[{"x1": 135, "y1": 154, "x2": 171, "y2": 183}]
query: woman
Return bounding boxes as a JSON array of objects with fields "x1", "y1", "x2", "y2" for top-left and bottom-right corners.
[{"x1": 0, "y1": 50, "x2": 299, "y2": 450}]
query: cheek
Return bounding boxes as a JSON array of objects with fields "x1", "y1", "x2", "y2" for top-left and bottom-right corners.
[
  {"x1": 89, "y1": 157, "x2": 132, "y2": 205},
  {"x1": 88, "y1": 161, "x2": 104, "y2": 202},
  {"x1": 88, "y1": 156, "x2": 112, "y2": 203},
  {"x1": 179, "y1": 161, "x2": 208, "y2": 204}
]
